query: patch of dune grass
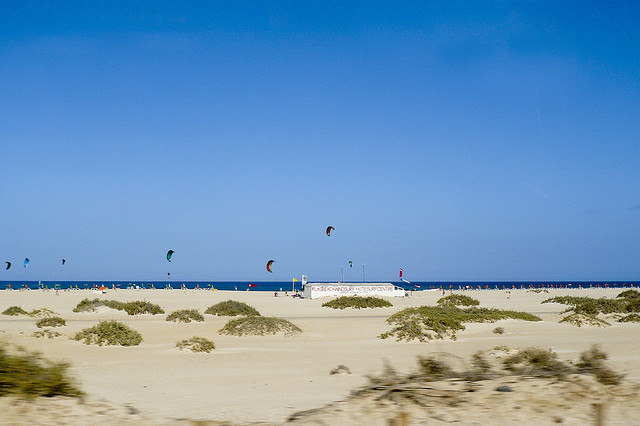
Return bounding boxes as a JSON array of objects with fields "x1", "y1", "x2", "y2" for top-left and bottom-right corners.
[
  {"x1": 322, "y1": 296, "x2": 393, "y2": 309},
  {"x1": 380, "y1": 305, "x2": 540, "y2": 342},
  {"x1": 616, "y1": 289, "x2": 640, "y2": 299},
  {"x1": 73, "y1": 321, "x2": 143, "y2": 346},
  {"x1": 32, "y1": 330, "x2": 62, "y2": 339},
  {"x1": 166, "y1": 309, "x2": 204, "y2": 323},
  {"x1": 28, "y1": 308, "x2": 58, "y2": 318},
  {"x1": 0, "y1": 343, "x2": 83, "y2": 398},
  {"x1": 35, "y1": 317, "x2": 66, "y2": 328},
  {"x1": 2, "y1": 306, "x2": 29, "y2": 316},
  {"x1": 176, "y1": 337, "x2": 215, "y2": 352},
  {"x1": 437, "y1": 294, "x2": 480, "y2": 307},
  {"x1": 205, "y1": 300, "x2": 261, "y2": 316},
  {"x1": 560, "y1": 313, "x2": 610, "y2": 327},
  {"x1": 618, "y1": 313, "x2": 640, "y2": 322},
  {"x1": 543, "y1": 292, "x2": 640, "y2": 326},
  {"x1": 72, "y1": 298, "x2": 164, "y2": 315},
  {"x1": 219, "y1": 316, "x2": 301, "y2": 336}
]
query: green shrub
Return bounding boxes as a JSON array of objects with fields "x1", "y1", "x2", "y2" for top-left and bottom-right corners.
[
  {"x1": 219, "y1": 316, "x2": 301, "y2": 336},
  {"x1": 437, "y1": 294, "x2": 480, "y2": 307},
  {"x1": 73, "y1": 299, "x2": 164, "y2": 315},
  {"x1": 0, "y1": 344, "x2": 83, "y2": 398},
  {"x1": 74, "y1": 321, "x2": 143, "y2": 346},
  {"x1": 3, "y1": 306, "x2": 30, "y2": 316},
  {"x1": 205, "y1": 300, "x2": 261, "y2": 316},
  {"x1": 120, "y1": 301, "x2": 164, "y2": 315},
  {"x1": 166, "y1": 309, "x2": 205, "y2": 323},
  {"x1": 73, "y1": 298, "x2": 120, "y2": 312},
  {"x1": 380, "y1": 305, "x2": 540, "y2": 342},
  {"x1": 35, "y1": 316, "x2": 66, "y2": 328},
  {"x1": 322, "y1": 296, "x2": 393, "y2": 309},
  {"x1": 493, "y1": 326, "x2": 505, "y2": 335},
  {"x1": 176, "y1": 337, "x2": 215, "y2": 352},
  {"x1": 544, "y1": 294, "x2": 640, "y2": 324},
  {"x1": 559, "y1": 313, "x2": 610, "y2": 327},
  {"x1": 616, "y1": 289, "x2": 640, "y2": 299}
]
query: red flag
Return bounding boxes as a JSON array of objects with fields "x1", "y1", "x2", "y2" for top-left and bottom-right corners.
[
  {"x1": 248, "y1": 283, "x2": 257, "y2": 287},
  {"x1": 399, "y1": 268, "x2": 403, "y2": 278}
]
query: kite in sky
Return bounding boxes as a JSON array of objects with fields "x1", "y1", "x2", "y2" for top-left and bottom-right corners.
[
  {"x1": 326, "y1": 226, "x2": 335, "y2": 236},
  {"x1": 349, "y1": 260, "x2": 353, "y2": 268},
  {"x1": 24, "y1": 258, "x2": 29, "y2": 268},
  {"x1": 62, "y1": 259, "x2": 66, "y2": 265},
  {"x1": 167, "y1": 250, "x2": 174, "y2": 262},
  {"x1": 4, "y1": 262, "x2": 10, "y2": 270},
  {"x1": 266, "y1": 259, "x2": 275, "y2": 273}
]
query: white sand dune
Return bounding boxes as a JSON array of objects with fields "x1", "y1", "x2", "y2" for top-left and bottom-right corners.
[{"x1": 1, "y1": 288, "x2": 639, "y2": 424}]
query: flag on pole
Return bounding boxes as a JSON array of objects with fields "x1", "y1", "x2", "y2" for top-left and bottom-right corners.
[
  {"x1": 399, "y1": 268, "x2": 403, "y2": 279},
  {"x1": 293, "y1": 278, "x2": 298, "y2": 282}
]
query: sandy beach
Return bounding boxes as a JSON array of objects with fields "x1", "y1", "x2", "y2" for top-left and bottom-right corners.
[{"x1": 1, "y1": 287, "x2": 639, "y2": 424}]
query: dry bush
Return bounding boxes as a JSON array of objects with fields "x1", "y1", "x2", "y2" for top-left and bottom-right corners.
[
  {"x1": 219, "y1": 316, "x2": 301, "y2": 336},
  {"x1": 176, "y1": 336, "x2": 215, "y2": 353}
]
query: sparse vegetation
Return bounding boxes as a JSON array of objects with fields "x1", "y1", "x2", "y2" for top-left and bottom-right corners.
[
  {"x1": 2, "y1": 306, "x2": 29, "y2": 316},
  {"x1": 560, "y1": 313, "x2": 610, "y2": 327},
  {"x1": 437, "y1": 294, "x2": 479, "y2": 307},
  {"x1": 166, "y1": 309, "x2": 205, "y2": 323},
  {"x1": 322, "y1": 296, "x2": 393, "y2": 309},
  {"x1": 543, "y1": 292, "x2": 640, "y2": 326},
  {"x1": 493, "y1": 326, "x2": 505, "y2": 335},
  {"x1": 72, "y1": 298, "x2": 164, "y2": 315},
  {"x1": 380, "y1": 305, "x2": 540, "y2": 342},
  {"x1": 575, "y1": 345, "x2": 623, "y2": 385},
  {"x1": 616, "y1": 289, "x2": 640, "y2": 299},
  {"x1": 28, "y1": 308, "x2": 58, "y2": 318},
  {"x1": 0, "y1": 343, "x2": 83, "y2": 398},
  {"x1": 365, "y1": 345, "x2": 622, "y2": 389},
  {"x1": 120, "y1": 301, "x2": 164, "y2": 315},
  {"x1": 219, "y1": 316, "x2": 301, "y2": 336},
  {"x1": 618, "y1": 313, "x2": 640, "y2": 322},
  {"x1": 205, "y1": 300, "x2": 261, "y2": 317},
  {"x1": 73, "y1": 321, "x2": 143, "y2": 346},
  {"x1": 176, "y1": 337, "x2": 215, "y2": 353},
  {"x1": 502, "y1": 348, "x2": 570, "y2": 377},
  {"x1": 35, "y1": 316, "x2": 66, "y2": 328},
  {"x1": 32, "y1": 330, "x2": 62, "y2": 339}
]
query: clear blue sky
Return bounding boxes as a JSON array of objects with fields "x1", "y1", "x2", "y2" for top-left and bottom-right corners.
[{"x1": 1, "y1": 1, "x2": 639, "y2": 282}]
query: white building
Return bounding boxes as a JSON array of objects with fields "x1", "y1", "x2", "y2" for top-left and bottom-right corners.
[{"x1": 302, "y1": 282, "x2": 406, "y2": 299}]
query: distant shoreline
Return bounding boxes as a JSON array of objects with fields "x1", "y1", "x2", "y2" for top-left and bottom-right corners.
[{"x1": 1, "y1": 280, "x2": 638, "y2": 291}]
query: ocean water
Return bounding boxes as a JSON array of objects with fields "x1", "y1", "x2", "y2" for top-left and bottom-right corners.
[{"x1": 0, "y1": 281, "x2": 638, "y2": 291}]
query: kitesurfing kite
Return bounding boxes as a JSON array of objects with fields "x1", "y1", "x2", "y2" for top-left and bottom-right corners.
[
  {"x1": 266, "y1": 259, "x2": 275, "y2": 273},
  {"x1": 62, "y1": 259, "x2": 66, "y2": 265},
  {"x1": 167, "y1": 250, "x2": 174, "y2": 262},
  {"x1": 349, "y1": 260, "x2": 353, "y2": 268},
  {"x1": 4, "y1": 262, "x2": 10, "y2": 270},
  {"x1": 326, "y1": 226, "x2": 335, "y2": 236},
  {"x1": 24, "y1": 258, "x2": 29, "y2": 268}
]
